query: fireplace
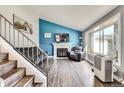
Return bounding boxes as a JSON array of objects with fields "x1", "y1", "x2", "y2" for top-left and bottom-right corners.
[
  {"x1": 57, "y1": 48, "x2": 68, "y2": 57},
  {"x1": 53, "y1": 43, "x2": 71, "y2": 59}
]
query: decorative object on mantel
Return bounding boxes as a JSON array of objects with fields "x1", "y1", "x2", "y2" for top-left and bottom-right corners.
[
  {"x1": 79, "y1": 37, "x2": 82, "y2": 40},
  {"x1": 13, "y1": 14, "x2": 33, "y2": 34},
  {"x1": 44, "y1": 32, "x2": 51, "y2": 38}
]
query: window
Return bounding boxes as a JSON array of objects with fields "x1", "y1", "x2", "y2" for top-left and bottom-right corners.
[
  {"x1": 89, "y1": 25, "x2": 115, "y2": 56},
  {"x1": 93, "y1": 30, "x2": 100, "y2": 53},
  {"x1": 103, "y1": 25, "x2": 114, "y2": 55}
]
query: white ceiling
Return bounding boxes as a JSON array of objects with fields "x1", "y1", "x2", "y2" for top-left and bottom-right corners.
[{"x1": 21, "y1": 5, "x2": 117, "y2": 31}]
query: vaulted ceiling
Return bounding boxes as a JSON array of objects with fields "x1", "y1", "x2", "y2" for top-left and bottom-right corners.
[{"x1": 21, "y1": 5, "x2": 117, "y2": 31}]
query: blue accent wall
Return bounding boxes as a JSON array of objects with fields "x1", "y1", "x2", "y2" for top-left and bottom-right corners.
[{"x1": 39, "y1": 19, "x2": 82, "y2": 56}]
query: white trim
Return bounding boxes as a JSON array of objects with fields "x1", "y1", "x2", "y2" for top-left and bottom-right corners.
[
  {"x1": 56, "y1": 57, "x2": 68, "y2": 59},
  {"x1": 48, "y1": 56, "x2": 53, "y2": 58}
]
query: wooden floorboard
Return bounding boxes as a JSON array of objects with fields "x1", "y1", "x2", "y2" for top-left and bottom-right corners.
[{"x1": 47, "y1": 59, "x2": 124, "y2": 87}]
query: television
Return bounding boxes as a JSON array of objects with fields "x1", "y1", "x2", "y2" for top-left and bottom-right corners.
[{"x1": 55, "y1": 33, "x2": 69, "y2": 43}]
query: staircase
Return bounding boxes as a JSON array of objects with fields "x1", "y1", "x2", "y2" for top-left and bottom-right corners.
[
  {"x1": 0, "y1": 52, "x2": 43, "y2": 87},
  {"x1": 0, "y1": 14, "x2": 48, "y2": 87}
]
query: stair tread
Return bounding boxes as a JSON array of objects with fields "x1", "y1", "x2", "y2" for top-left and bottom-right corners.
[
  {"x1": 1, "y1": 68, "x2": 24, "y2": 80},
  {"x1": 14, "y1": 75, "x2": 34, "y2": 87},
  {"x1": 0, "y1": 60, "x2": 16, "y2": 65}
]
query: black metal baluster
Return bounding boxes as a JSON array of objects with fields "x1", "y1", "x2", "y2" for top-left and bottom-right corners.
[
  {"x1": 34, "y1": 47, "x2": 36, "y2": 65},
  {"x1": 18, "y1": 31, "x2": 19, "y2": 51},
  {"x1": 27, "y1": 39, "x2": 29, "y2": 58},
  {"x1": 22, "y1": 35, "x2": 24, "y2": 55},
  {"x1": 39, "y1": 50, "x2": 41, "y2": 67},
  {"x1": 40, "y1": 51, "x2": 42, "y2": 68},
  {"x1": 28, "y1": 40, "x2": 30, "y2": 59},
  {"x1": 32, "y1": 43, "x2": 34, "y2": 61},
  {"x1": 36, "y1": 48, "x2": 38, "y2": 65},
  {"x1": 42, "y1": 52, "x2": 43, "y2": 68}
]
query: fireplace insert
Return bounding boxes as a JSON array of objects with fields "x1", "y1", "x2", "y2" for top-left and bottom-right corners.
[{"x1": 57, "y1": 48, "x2": 68, "y2": 57}]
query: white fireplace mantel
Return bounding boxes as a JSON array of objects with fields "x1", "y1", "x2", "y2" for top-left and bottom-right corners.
[{"x1": 53, "y1": 43, "x2": 71, "y2": 59}]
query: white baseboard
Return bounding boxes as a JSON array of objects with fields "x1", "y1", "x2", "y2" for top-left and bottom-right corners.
[
  {"x1": 48, "y1": 56, "x2": 53, "y2": 58},
  {"x1": 55, "y1": 57, "x2": 68, "y2": 59}
]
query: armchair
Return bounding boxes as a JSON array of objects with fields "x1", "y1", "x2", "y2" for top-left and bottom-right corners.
[{"x1": 67, "y1": 46, "x2": 85, "y2": 62}]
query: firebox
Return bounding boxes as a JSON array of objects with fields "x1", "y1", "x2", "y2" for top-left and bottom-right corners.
[{"x1": 57, "y1": 48, "x2": 68, "y2": 57}]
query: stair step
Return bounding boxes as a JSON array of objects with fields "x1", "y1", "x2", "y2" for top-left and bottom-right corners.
[
  {"x1": 14, "y1": 75, "x2": 34, "y2": 87},
  {"x1": 0, "y1": 53, "x2": 8, "y2": 62},
  {"x1": 0, "y1": 60, "x2": 17, "y2": 76},
  {"x1": 1, "y1": 68, "x2": 25, "y2": 87},
  {"x1": 33, "y1": 83, "x2": 43, "y2": 87}
]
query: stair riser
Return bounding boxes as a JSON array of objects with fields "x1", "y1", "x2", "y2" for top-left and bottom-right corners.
[
  {"x1": 4, "y1": 69, "x2": 25, "y2": 87},
  {"x1": 0, "y1": 61, "x2": 17, "y2": 76},
  {"x1": 0, "y1": 53, "x2": 8, "y2": 62}
]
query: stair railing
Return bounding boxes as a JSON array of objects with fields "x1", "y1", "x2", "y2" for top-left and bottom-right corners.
[{"x1": 0, "y1": 14, "x2": 48, "y2": 76}]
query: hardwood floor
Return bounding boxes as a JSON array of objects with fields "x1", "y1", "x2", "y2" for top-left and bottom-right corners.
[{"x1": 47, "y1": 59, "x2": 123, "y2": 87}]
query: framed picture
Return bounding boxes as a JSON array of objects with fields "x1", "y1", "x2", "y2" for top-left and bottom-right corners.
[
  {"x1": 13, "y1": 14, "x2": 33, "y2": 34},
  {"x1": 55, "y1": 33, "x2": 69, "y2": 43},
  {"x1": 44, "y1": 32, "x2": 51, "y2": 38}
]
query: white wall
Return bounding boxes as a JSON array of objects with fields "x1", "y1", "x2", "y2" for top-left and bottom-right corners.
[{"x1": 0, "y1": 5, "x2": 39, "y2": 45}]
